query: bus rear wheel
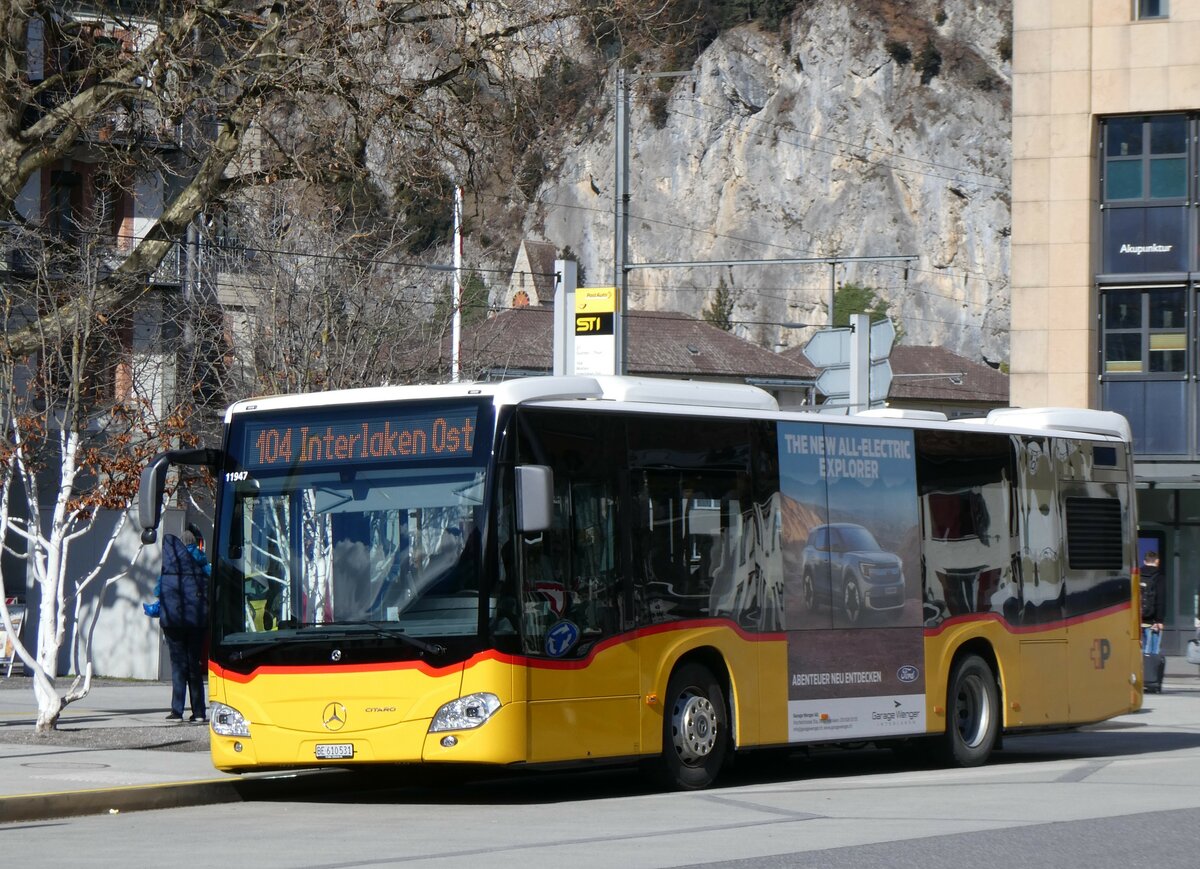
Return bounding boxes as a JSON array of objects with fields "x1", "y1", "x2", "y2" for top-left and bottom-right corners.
[
  {"x1": 942, "y1": 654, "x2": 999, "y2": 767},
  {"x1": 657, "y1": 663, "x2": 729, "y2": 790}
]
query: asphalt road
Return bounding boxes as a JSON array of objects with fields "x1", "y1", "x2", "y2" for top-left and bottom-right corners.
[{"x1": 4, "y1": 684, "x2": 1200, "y2": 869}]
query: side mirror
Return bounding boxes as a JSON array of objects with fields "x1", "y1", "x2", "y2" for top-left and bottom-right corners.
[
  {"x1": 515, "y1": 465, "x2": 553, "y2": 534},
  {"x1": 139, "y1": 454, "x2": 172, "y2": 544},
  {"x1": 138, "y1": 448, "x2": 223, "y2": 543}
]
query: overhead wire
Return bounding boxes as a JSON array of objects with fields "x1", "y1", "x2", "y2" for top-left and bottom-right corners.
[
  {"x1": 658, "y1": 93, "x2": 1007, "y2": 189},
  {"x1": 475, "y1": 186, "x2": 1008, "y2": 300}
]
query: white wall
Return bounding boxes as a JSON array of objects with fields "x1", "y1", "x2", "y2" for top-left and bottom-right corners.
[{"x1": 21, "y1": 506, "x2": 187, "y2": 680}]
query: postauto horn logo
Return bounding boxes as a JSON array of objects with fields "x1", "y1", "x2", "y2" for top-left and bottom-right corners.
[{"x1": 897, "y1": 665, "x2": 920, "y2": 684}]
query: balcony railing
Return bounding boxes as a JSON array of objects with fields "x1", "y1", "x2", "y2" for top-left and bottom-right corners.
[
  {"x1": 87, "y1": 110, "x2": 183, "y2": 152},
  {"x1": 150, "y1": 242, "x2": 182, "y2": 285},
  {"x1": 2, "y1": 235, "x2": 184, "y2": 288}
]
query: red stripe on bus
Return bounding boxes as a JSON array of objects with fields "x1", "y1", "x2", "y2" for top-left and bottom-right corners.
[
  {"x1": 922, "y1": 602, "x2": 1132, "y2": 638},
  {"x1": 210, "y1": 618, "x2": 787, "y2": 681}
]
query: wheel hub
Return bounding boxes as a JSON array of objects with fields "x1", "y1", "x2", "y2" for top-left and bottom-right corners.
[
  {"x1": 955, "y1": 675, "x2": 992, "y2": 748},
  {"x1": 672, "y1": 690, "x2": 718, "y2": 765}
]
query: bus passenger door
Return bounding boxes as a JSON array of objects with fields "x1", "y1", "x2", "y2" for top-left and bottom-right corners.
[
  {"x1": 1014, "y1": 436, "x2": 1069, "y2": 726},
  {"x1": 517, "y1": 411, "x2": 641, "y2": 763}
]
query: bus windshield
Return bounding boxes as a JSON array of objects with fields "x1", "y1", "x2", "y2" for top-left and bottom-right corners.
[{"x1": 214, "y1": 401, "x2": 490, "y2": 654}]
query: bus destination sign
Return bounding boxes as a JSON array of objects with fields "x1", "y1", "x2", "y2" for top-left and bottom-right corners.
[{"x1": 241, "y1": 407, "x2": 479, "y2": 471}]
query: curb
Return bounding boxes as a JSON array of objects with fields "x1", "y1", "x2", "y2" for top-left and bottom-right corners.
[{"x1": 0, "y1": 770, "x2": 344, "y2": 824}]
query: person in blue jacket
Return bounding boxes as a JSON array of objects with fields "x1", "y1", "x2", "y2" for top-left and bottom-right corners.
[{"x1": 158, "y1": 529, "x2": 210, "y2": 723}]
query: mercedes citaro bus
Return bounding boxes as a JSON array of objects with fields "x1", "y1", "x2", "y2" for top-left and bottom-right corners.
[{"x1": 139, "y1": 375, "x2": 1143, "y2": 789}]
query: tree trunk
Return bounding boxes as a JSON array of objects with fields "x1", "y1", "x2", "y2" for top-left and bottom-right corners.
[{"x1": 32, "y1": 669, "x2": 62, "y2": 733}]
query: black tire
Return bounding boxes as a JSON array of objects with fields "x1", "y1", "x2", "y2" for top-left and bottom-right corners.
[
  {"x1": 657, "y1": 663, "x2": 729, "y2": 790},
  {"x1": 941, "y1": 654, "x2": 999, "y2": 767}
]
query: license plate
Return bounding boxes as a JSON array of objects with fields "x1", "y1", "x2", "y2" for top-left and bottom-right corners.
[{"x1": 315, "y1": 743, "x2": 354, "y2": 760}]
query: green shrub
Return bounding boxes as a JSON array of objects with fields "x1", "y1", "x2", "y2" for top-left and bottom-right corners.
[{"x1": 885, "y1": 39, "x2": 912, "y2": 66}]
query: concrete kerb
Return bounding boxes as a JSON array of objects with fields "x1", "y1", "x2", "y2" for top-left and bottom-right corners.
[{"x1": 0, "y1": 770, "x2": 348, "y2": 824}]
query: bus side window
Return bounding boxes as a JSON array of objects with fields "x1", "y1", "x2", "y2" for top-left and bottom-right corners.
[
  {"x1": 916, "y1": 430, "x2": 1019, "y2": 625},
  {"x1": 569, "y1": 481, "x2": 619, "y2": 638},
  {"x1": 634, "y1": 471, "x2": 746, "y2": 623},
  {"x1": 515, "y1": 409, "x2": 622, "y2": 657}
]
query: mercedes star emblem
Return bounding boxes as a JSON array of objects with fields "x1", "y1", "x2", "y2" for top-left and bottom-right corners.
[{"x1": 322, "y1": 702, "x2": 347, "y2": 731}]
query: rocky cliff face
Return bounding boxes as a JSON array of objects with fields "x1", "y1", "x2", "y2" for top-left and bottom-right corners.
[{"x1": 520, "y1": 0, "x2": 1011, "y2": 363}]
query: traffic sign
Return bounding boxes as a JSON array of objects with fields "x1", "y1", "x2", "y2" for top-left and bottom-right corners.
[
  {"x1": 805, "y1": 317, "x2": 895, "y2": 408},
  {"x1": 869, "y1": 358, "x2": 893, "y2": 401},
  {"x1": 870, "y1": 319, "x2": 896, "y2": 361},
  {"x1": 802, "y1": 328, "x2": 852, "y2": 369},
  {"x1": 804, "y1": 320, "x2": 894, "y2": 366},
  {"x1": 814, "y1": 366, "x2": 850, "y2": 397},
  {"x1": 815, "y1": 359, "x2": 892, "y2": 400}
]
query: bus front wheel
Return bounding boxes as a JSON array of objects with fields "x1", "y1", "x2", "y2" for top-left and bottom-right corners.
[
  {"x1": 942, "y1": 654, "x2": 999, "y2": 767},
  {"x1": 658, "y1": 663, "x2": 729, "y2": 790}
]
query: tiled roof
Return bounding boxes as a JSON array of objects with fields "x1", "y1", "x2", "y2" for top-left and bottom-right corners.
[
  {"x1": 448, "y1": 307, "x2": 816, "y2": 381},
  {"x1": 779, "y1": 341, "x2": 1008, "y2": 405},
  {"x1": 521, "y1": 241, "x2": 558, "y2": 303},
  {"x1": 886, "y1": 345, "x2": 1008, "y2": 403}
]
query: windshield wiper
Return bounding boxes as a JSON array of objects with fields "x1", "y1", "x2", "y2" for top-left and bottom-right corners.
[
  {"x1": 227, "y1": 622, "x2": 446, "y2": 662},
  {"x1": 322, "y1": 621, "x2": 447, "y2": 656},
  {"x1": 228, "y1": 633, "x2": 327, "y2": 662}
]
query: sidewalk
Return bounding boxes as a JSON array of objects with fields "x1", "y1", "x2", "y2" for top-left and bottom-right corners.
[
  {"x1": 0, "y1": 678, "x2": 334, "y2": 823},
  {"x1": 1, "y1": 662, "x2": 1199, "y2": 824}
]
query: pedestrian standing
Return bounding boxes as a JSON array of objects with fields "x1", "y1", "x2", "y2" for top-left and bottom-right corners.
[
  {"x1": 1141, "y1": 550, "x2": 1166, "y2": 655},
  {"x1": 158, "y1": 530, "x2": 209, "y2": 723}
]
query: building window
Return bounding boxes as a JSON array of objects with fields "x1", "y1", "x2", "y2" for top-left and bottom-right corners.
[
  {"x1": 1103, "y1": 115, "x2": 1186, "y2": 202},
  {"x1": 1102, "y1": 288, "x2": 1186, "y2": 375},
  {"x1": 48, "y1": 170, "x2": 82, "y2": 241},
  {"x1": 1101, "y1": 115, "x2": 1190, "y2": 275},
  {"x1": 1135, "y1": 0, "x2": 1168, "y2": 20},
  {"x1": 26, "y1": 18, "x2": 45, "y2": 81},
  {"x1": 1099, "y1": 286, "x2": 1190, "y2": 457}
]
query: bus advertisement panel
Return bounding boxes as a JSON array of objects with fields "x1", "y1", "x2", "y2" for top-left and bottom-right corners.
[{"x1": 779, "y1": 422, "x2": 926, "y2": 741}]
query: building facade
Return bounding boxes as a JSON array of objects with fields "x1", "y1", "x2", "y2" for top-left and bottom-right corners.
[
  {"x1": 1012, "y1": 0, "x2": 1200, "y2": 651},
  {"x1": 2, "y1": 6, "x2": 207, "y2": 680}
]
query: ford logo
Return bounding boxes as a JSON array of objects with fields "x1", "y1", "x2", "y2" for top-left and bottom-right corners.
[{"x1": 897, "y1": 665, "x2": 920, "y2": 683}]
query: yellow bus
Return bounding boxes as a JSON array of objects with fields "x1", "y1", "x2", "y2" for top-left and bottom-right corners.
[{"x1": 139, "y1": 376, "x2": 1143, "y2": 789}]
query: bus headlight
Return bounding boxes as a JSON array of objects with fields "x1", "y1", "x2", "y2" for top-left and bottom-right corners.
[
  {"x1": 210, "y1": 702, "x2": 251, "y2": 737},
  {"x1": 429, "y1": 692, "x2": 501, "y2": 732}
]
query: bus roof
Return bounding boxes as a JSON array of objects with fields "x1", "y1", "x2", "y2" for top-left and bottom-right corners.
[
  {"x1": 968, "y1": 406, "x2": 1132, "y2": 442},
  {"x1": 224, "y1": 376, "x2": 1131, "y2": 443},
  {"x1": 223, "y1": 375, "x2": 780, "y2": 421}
]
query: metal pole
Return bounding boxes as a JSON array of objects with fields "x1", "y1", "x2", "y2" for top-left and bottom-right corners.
[
  {"x1": 828, "y1": 261, "x2": 837, "y2": 327},
  {"x1": 552, "y1": 258, "x2": 577, "y2": 376},
  {"x1": 849, "y1": 313, "x2": 869, "y2": 412},
  {"x1": 613, "y1": 69, "x2": 629, "y2": 376},
  {"x1": 451, "y1": 186, "x2": 462, "y2": 383}
]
